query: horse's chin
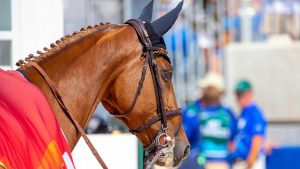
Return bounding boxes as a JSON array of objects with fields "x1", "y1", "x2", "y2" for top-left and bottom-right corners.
[
  {"x1": 156, "y1": 157, "x2": 173, "y2": 167},
  {"x1": 155, "y1": 159, "x2": 182, "y2": 168},
  {"x1": 155, "y1": 149, "x2": 175, "y2": 168},
  {"x1": 155, "y1": 151, "x2": 186, "y2": 168}
]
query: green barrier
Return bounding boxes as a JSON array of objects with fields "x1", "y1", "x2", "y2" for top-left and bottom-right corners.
[{"x1": 138, "y1": 141, "x2": 143, "y2": 169}]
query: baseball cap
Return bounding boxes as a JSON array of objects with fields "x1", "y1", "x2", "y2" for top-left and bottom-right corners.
[{"x1": 235, "y1": 80, "x2": 252, "y2": 94}]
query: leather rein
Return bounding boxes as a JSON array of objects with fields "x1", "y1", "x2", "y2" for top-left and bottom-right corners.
[{"x1": 21, "y1": 19, "x2": 182, "y2": 169}]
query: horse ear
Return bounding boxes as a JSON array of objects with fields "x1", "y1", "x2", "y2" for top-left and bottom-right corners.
[
  {"x1": 138, "y1": 0, "x2": 154, "y2": 22},
  {"x1": 151, "y1": 0, "x2": 183, "y2": 37}
]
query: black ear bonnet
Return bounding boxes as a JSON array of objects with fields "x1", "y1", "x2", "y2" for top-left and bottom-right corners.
[
  {"x1": 137, "y1": 0, "x2": 184, "y2": 50},
  {"x1": 144, "y1": 22, "x2": 166, "y2": 49}
]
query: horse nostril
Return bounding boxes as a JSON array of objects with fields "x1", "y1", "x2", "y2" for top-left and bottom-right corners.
[{"x1": 184, "y1": 145, "x2": 190, "y2": 158}]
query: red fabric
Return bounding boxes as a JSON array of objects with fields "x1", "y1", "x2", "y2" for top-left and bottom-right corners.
[{"x1": 0, "y1": 69, "x2": 75, "y2": 169}]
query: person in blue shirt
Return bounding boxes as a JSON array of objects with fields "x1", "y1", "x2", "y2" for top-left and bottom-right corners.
[
  {"x1": 229, "y1": 80, "x2": 267, "y2": 169},
  {"x1": 180, "y1": 72, "x2": 237, "y2": 169}
]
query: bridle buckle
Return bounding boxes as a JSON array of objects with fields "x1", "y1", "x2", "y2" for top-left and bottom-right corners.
[{"x1": 158, "y1": 129, "x2": 175, "y2": 148}]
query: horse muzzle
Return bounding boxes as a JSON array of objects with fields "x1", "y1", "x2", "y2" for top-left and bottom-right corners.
[{"x1": 172, "y1": 128, "x2": 190, "y2": 167}]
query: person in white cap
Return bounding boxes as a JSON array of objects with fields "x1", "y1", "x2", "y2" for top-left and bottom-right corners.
[{"x1": 180, "y1": 72, "x2": 237, "y2": 169}]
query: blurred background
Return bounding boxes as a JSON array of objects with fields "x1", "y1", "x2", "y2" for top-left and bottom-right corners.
[{"x1": 0, "y1": 0, "x2": 300, "y2": 168}]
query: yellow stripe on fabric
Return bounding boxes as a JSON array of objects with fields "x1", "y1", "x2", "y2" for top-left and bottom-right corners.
[
  {"x1": 0, "y1": 162, "x2": 7, "y2": 169},
  {"x1": 38, "y1": 141, "x2": 65, "y2": 169}
]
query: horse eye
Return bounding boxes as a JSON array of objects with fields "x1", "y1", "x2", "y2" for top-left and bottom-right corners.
[{"x1": 162, "y1": 70, "x2": 173, "y2": 81}]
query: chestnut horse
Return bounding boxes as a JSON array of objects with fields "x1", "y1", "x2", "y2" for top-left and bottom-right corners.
[{"x1": 15, "y1": 0, "x2": 189, "y2": 168}]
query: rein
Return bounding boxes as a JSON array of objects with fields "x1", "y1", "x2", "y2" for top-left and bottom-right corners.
[{"x1": 27, "y1": 62, "x2": 109, "y2": 169}]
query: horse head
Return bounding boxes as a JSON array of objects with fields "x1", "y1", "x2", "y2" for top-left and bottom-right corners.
[
  {"x1": 102, "y1": 0, "x2": 190, "y2": 167},
  {"x1": 17, "y1": 0, "x2": 189, "y2": 167}
]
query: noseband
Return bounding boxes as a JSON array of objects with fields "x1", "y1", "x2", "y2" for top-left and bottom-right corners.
[{"x1": 112, "y1": 19, "x2": 183, "y2": 169}]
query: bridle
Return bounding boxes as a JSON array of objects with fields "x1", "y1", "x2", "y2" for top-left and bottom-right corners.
[
  {"x1": 116, "y1": 19, "x2": 182, "y2": 169},
  {"x1": 19, "y1": 19, "x2": 182, "y2": 169}
]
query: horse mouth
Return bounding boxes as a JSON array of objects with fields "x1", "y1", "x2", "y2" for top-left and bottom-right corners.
[
  {"x1": 155, "y1": 143, "x2": 190, "y2": 167},
  {"x1": 156, "y1": 155, "x2": 181, "y2": 168},
  {"x1": 155, "y1": 147, "x2": 175, "y2": 167},
  {"x1": 156, "y1": 155, "x2": 174, "y2": 167}
]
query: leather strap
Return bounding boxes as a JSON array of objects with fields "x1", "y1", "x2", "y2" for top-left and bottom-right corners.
[
  {"x1": 110, "y1": 53, "x2": 149, "y2": 118},
  {"x1": 29, "y1": 62, "x2": 108, "y2": 169},
  {"x1": 129, "y1": 109, "x2": 181, "y2": 135},
  {"x1": 145, "y1": 149, "x2": 164, "y2": 169},
  {"x1": 124, "y1": 19, "x2": 183, "y2": 169}
]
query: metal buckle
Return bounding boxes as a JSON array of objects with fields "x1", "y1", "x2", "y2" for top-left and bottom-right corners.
[{"x1": 158, "y1": 129, "x2": 174, "y2": 148}]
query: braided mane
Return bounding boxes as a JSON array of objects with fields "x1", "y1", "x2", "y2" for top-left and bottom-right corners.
[{"x1": 16, "y1": 22, "x2": 112, "y2": 67}]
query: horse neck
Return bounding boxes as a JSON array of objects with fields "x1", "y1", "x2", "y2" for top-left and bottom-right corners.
[{"x1": 20, "y1": 24, "x2": 140, "y2": 149}]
